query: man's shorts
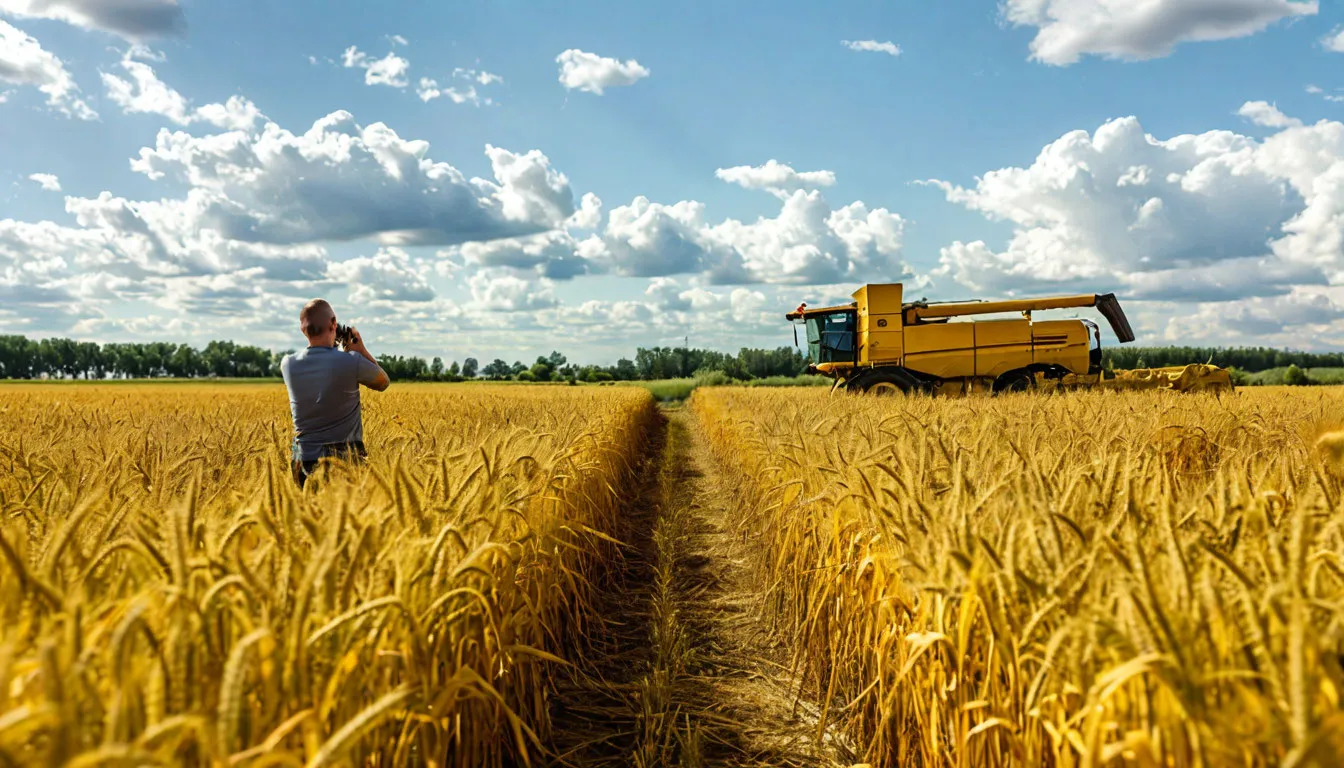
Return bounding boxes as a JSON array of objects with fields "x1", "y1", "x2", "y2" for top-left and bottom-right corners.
[{"x1": 291, "y1": 441, "x2": 368, "y2": 489}]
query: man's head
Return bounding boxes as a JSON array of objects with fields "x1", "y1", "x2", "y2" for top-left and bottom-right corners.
[{"x1": 300, "y1": 299, "x2": 337, "y2": 346}]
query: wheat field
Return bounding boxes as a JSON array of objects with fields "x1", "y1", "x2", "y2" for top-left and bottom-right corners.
[
  {"x1": 693, "y1": 386, "x2": 1344, "y2": 767},
  {"x1": 4, "y1": 382, "x2": 1344, "y2": 767},
  {"x1": 0, "y1": 383, "x2": 656, "y2": 766}
]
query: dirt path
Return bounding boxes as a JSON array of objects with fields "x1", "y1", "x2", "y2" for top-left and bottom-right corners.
[{"x1": 548, "y1": 405, "x2": 854, "y2": 768}]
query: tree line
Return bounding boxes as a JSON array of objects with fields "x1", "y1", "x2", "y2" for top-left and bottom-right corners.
[
  {"x1": 1100, "y1": 346, "x2": 1344, "y2": 372},
  {"x1": 3, "y1": 333, "x2": 1341, "y2": 382},
  {"x1": 0, "y1": 335, "x2": 807, "y2": 382}
]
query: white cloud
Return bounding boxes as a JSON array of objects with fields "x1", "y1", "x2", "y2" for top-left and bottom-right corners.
[
  {"x1": 1323, "y1": 27, "x2": 1344, "y2": 52},
  {"x1": 1307, "y1": 84, "x2": 1344, "y2": 103},
  {"x1": 416, "y1": 67, "x2": 502, "y2": 106},
  {"x1": 192, "y1": 96, "x2": 263, "y2": 131},
  {"x1": 0, "y1": 0, "x2": 184, "y2": 41},
  {"x1": 101, "y1": 47, "x2": 263, "y2": 129},
  {"x1": 342, "y1": 46, "x2": 410, "y2": 88},
  {"x1": 0, "y1": 195, "x2": 332, "y2": 329},
  {"x1": 555, "y1": 49, "x2": 649, "y2": 94},
  {"x1": 716, "y1": 160, "x2": 837, "y2": 196},
  {"x1": 841, "y1": 40, "x2": 901, "y2": 56},
  {"x1": 1238, "y1": 100, "x2": 1302, "y2": 128},
  {"x1": 0, "y1": 103, "x2": 592, "y2": 340},
  {"x1": 1002, "y1": 0, "x2": 1318, "y2": 66},
  {"x1": 418, "y1": 78, "x2": 486, "y2": 105},
  {"x1": 467, "y1": 269, "x2": 558, "y2": 312},
  {"x1": 27, "y1": 172, "x2": 59, "y2": 191},
  {"x1": 451, "y1": 231, "x2": 591, "y2": 280},
  {"x1": 129, "y1": 111, "x2": 576, "y2": 246},
  {"x1": 454, "y1": 67, "x2": 502, "y2": 86},
  {"x1": 644, "y1": 277, "x2": 692, "y2": 312},
  {"x1": 590, "y1": 188, "x2": 908, "y2": 285},
  {"x1": 0, "y1": 20, "x2": 96, "y2": 119},
  {"x1": 2, "y1": 191, "x2": 329, "y2": 281},
  {"x1": 926, "y1": 112, "x2": 1344, "y2": 310},
  {"x1": 1162, "y1": 291, "x2": 1344, "y2": 343},
  {"x1": 567, "y1": 192, "x2": 603, "y2": 230},
  {"x1": 326, "y1": 247, "x2": 436, "y2": 303},
  {"x1": 101, "y1": 46, "x2": 189, "y2": 121}
]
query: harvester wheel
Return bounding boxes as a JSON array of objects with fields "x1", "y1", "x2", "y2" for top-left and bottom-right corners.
[
  {"x1": 855, "y1": 370, "x2": 915, "y2": 396},
  {"x1": 994, "y1": 370, "x2": 1036, "y2": 394}
]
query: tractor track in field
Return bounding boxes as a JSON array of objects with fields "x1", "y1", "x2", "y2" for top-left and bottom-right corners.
[{"x1": 548, "y1": 404, "x2": 853, "y2": 768}]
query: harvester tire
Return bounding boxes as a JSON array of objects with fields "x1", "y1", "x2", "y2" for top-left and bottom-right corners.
[
  {"x1": 994, "y1": 370, "x2": 1036, "y2": 394},
  {"x1": 855, "y1": 369, "x2": 917, "y2": 396}
]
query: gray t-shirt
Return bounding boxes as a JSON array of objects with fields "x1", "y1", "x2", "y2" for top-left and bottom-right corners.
[{"x1": 281, "y1": 346, "x2": 383, "y2": 461}]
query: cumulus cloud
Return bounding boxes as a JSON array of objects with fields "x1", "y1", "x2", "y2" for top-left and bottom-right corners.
[
  {"x1": 450, "y1": 231, "x2": 591, "y2": 280},
  {"x1": 555, "y1": 49, "x2": 649, "y2": 94},
  {"x1": 0, "y1": 0, "x2": 184, "y2": 41},
  {"x1": 326, "y1": 247, "x2": 436, "y2": 303},
  {"x1": 926, "y1": 112, "x2": 1344, "y2": 311},
  {"x1": 101, "y1": 47, "x2": 264, "y2": 130},
  {"x1": 1, "y1": 191, "x2": 330, "y2": 281},
  {"x1": 27, "y1": 172, "x2": 59, "y2": 191},
  {"x1": 1323, "y1": 27, "x2": 1344, "y2": 52},
  {"x1": 0, "y1": 20, "x2": 96, "y2": 119},
  {"x1": 716, "y1": 160, "x2": 837, "y2": 196},
  {"x1": 0, "y1": 103, "x2": 600, "y2": 343},
  {"x1": 1162, "y1": 291, "x2": 1344, "y2": 343},
  {"x1": 568, "y1": 192, "x2": 603, "y2": 230},
  {"x1": 0, "y1": 201, "x2": 330, "y2": 335},
  {"x1": 1238, "y1": 100, "x2": 1302, "y2": 128},
  {"x1": 589, "y1": 188, "x2": 908, "y2": 285},
  {"x1": 1002, "y1": 0, "x2": 1318, "y2": 66},
  {"x1": 467, "y1": 269, "x2": 558, "y2": 312},
  {"x1": 841, "y1": 40, "x2": 901, "y2": 56},
  {"x1": 342, "y1": 45, "x2": 410, "y2": 88},
  {"x1": 644, "y1": 276, "x2": 692, "y2": 312},
  {"x1": 129, "y1": 111, "x2": 576, "y2": 246}
]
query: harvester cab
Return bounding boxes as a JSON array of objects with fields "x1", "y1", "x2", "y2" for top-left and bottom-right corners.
[{"x1": 787, "y1": 283, "x2": 1232, "y2": 396}]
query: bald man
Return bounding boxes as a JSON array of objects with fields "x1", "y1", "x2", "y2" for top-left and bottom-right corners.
[{"x1": 280, "y1": 299, "x2": 391, "y2": 488}]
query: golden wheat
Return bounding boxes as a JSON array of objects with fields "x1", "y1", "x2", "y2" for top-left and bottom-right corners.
[
  {"x1": 692, "y1": 386, "x2": 1344, "y2": 767},
  {"x1": 0, "y1": 382, "x2": 656, "y2": 766}
]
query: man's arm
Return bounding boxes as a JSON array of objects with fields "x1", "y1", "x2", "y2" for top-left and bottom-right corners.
[{"x1": 345, "y1": 327, "x2": 391, "y2": 391}]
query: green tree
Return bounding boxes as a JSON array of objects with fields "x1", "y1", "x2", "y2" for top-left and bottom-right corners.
[
  {"x1": 1285, "y1": 364, "x2": 1311, "y2": 386},
  {"x1": 482, "y1": 359, "x2": 511, "y2": 380}
]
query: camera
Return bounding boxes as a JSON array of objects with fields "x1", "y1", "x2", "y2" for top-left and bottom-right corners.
[{"x1": 334, "y1": 324, "x2": 357, "y2": 348}]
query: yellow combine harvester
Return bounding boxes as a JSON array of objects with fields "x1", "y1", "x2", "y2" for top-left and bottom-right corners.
[{"x1": 786, "y1": 283, "x2": 1233, "y2": 395}]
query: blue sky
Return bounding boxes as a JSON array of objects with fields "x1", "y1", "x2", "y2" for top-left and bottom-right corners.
[{"x1": 2, "y1": 0, "x2": 1343, "y2": 363}]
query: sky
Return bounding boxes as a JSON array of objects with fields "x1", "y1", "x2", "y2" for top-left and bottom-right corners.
[{"x1": 2, "y1": 0, "x2": 1344, "y2": 364}]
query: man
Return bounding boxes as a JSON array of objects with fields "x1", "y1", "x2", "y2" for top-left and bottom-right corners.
[{"x1": 281, "y1": 299, "x2": 391, "y2": 488}]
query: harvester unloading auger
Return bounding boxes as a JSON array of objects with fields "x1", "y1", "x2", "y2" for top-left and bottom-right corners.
[{"x1": 786, "y1": 283, "x2": 1233, "y2": 396}]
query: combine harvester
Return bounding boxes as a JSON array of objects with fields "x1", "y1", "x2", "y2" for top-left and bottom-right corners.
[{"x1": 786, "y1": 283, "x2": 1232, "y2": 396}]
